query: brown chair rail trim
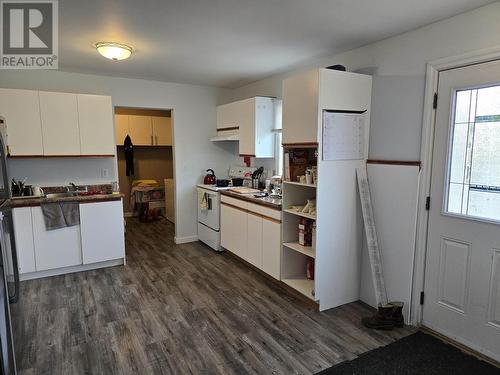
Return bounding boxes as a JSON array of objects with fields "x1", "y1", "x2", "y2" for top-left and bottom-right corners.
[
  {"x1": 367, "y1": 159, "x2": 421, "y2": 167},
  {"x1": 221, "y1": 202, "x2": 281, "y2": 224},
  {"x1": 282, "y1": 142, "x2": 318, "y2": 149}
]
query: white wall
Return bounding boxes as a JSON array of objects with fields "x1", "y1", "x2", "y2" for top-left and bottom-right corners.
[
  {"x1": 226, "y1": 2, "x2": 500, "y2": 313},
  {"x1": 227, "y1": 2, "x2": 500, "y2": 160},
  {"x1": 0, "y1": 70, "x2": 239, "y2": 242}
]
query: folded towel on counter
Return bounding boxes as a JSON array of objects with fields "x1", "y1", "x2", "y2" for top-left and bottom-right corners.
[
  {"x1": 41, "y1": 202, "x2": 80, "y2": 230},
  {"x1": 199, "y1": 191, "x2": 208, "y2": 210},
  {"x1": 60, "y1": 202, "x2": 80, "y2": 227}
]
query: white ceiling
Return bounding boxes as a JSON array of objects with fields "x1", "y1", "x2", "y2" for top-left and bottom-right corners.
[{"x1": 59, "y1": 0, "x2": 494, "y2": 88}]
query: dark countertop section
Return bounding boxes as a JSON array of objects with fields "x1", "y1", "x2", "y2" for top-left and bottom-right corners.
[
  {"x1": 220, "y1": 190, "x2": 282, "y2": 210},
  {"x1": 7, "y1": 193, "x2": 124, "y2": 208}
]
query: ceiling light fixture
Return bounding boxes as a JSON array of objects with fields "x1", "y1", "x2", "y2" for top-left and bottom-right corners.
[{"x1": 95, "y1": 42, "x2": 132, "y2": 61}]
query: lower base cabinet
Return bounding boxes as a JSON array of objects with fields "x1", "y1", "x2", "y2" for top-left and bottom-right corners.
[
  {"x1": 221, "y1": 198, "x2": 281, "y2": 280},
  {"x1": 246, "y1": 213, "x2": 263, "y2": 268},
  {"x1": 12, "y1": 199, "x2": 125, "y2": 276},
  {"x1": 32, "y1": 207, "x2": 82, "y2": 271},
  {"x1": 80, "y1": 201, "x2": 125, "y2": 264},
  {"x1": 221, "y1": 204, "x2": 247, "y2": 260},
  {"x1": 261, "y1": 219, "x2": 281, "y2": 279}
]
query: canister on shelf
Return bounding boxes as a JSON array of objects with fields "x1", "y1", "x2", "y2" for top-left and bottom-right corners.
[{"x1": 298, "y1": 217, "x2": 313, "y2": 246}]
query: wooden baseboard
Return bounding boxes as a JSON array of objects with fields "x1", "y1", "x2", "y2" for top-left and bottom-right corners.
[
  {"x1": 421, "y1": 326, "x2": 500, "y2": 368},
  {"x1": 223, "y1": 250, "x2": 319, "y2": 311}
]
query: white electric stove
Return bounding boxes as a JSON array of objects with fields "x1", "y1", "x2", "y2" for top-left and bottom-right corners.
[{"x1": 197, "y1": 166, "x2": 256, "y2": 251}]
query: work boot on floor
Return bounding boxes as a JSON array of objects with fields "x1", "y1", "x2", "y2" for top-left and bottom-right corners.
[
  {"x1": 361, "y1": 305, "x2": 395, "y2": 330},
  {"x1": 387, "y1": 301, "x2": 404, "y2": 328}
]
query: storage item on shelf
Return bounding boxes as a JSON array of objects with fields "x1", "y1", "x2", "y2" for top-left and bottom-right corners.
[
  {"x1": 298, "y1": 217, "x2": 313, "y2": 246},
  {"x1": 312, "y1": 222, "x2": 316, "y2": 249},
  {"x1": 307, "y1": 259, "x2": 315, "y2": 280}
]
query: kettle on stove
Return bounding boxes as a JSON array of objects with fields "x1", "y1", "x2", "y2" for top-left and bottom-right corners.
[{"x1": 204, "y1": 169, "x2": 216, "y2": 185}]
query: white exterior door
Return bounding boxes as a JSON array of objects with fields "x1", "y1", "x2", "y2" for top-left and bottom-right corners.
[{"x1": 424, "y1": 60, "x2": 500, "y2": 362}]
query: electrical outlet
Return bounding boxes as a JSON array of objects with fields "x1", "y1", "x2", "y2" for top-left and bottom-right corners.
[{"x1": 101, "y1": 168, "x2": 109, "y2": 178}]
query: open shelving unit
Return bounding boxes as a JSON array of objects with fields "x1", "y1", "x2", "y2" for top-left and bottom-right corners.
[
  {"x1": 283, "y1": 209, "x2": 316, "y2": 220},
  {"x1": 281, "y1": 149, "x2": 318, "y2": 300},
  {"x1": 280, "y1": 68, "x2": 372, "y2": 310},
  {"x1": 283, "y1": 181, "x2": 317, "y2": 188},
  {"x1": 283, "y1": 242, "x2": 316, "y2": 258}
]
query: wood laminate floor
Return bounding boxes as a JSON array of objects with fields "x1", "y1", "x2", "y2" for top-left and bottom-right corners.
[{"x1": 11, "y1": 218, "x2": 415, "y2": 375}]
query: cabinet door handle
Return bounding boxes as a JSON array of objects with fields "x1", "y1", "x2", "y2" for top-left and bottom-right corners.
[{"x1": 151, "y1": 135, "x2": 154, "y2": 145}]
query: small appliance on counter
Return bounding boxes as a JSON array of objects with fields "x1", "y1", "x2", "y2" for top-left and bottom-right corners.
[
  {"x1": 203, "y1": 169, "x2": 216, "y2": 185},
  {"x1": 216, "y1": 179, "x2": 230, "y2": 187}
]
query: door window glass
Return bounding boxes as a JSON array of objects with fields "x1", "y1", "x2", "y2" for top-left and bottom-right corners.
[{"x1": 446, "y1": 85, "x2": 500, "y2": 222}]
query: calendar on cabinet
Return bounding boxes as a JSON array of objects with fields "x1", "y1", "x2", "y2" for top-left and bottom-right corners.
[{"x1": 322, "y1": 110, "x2": 366, "y2": 161}]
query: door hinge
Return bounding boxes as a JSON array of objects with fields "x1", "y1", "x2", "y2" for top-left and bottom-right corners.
[
  {"x1": 420, "y1": 291, "x2": 425, "y2": 305},
  {"x1": 433, "y1": 93, "x2": 438, "y2": 109},
  {"x1": 425, "y1": 196, "x2": 431, "y2": 210}
]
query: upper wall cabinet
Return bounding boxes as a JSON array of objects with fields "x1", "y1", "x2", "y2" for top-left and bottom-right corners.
[
  {"x1": 129, "y1": 115, "x2": 153, "y2": 146},
  {"x1": 39, "y1": 91, "x2": 81, "y2": 155},
  {"x1": 77, "y1": 94, "x2": 115, "y2": 155},
  {"x1": 215, "y1": 97, "x2": 275, "y2": 157},
  {"x1": 0, "y1": 88, "x2": 44, "y2": 156},
  {"x1": 0, "y1": 88, "x2": 115, "y2": 156},
  {"x1": 282, "y1": 69, "x2": 372, "y2": 145},
  {"x1": 115, "y1": 114, "x2": 129, "y2": 145},
  {"x1": 152, "y1": 116, "x2": 172, "y2": 146},
  {"x1": 282, "y1": 70, "x2": 319, "y2": 145},
  {"x1": 114, "y1": 114, "x2": 172, "y2": 146}
]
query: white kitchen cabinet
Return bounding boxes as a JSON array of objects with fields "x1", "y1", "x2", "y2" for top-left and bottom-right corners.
[
  {"x1": 0, "y1": 88, "x2": 44, "y2": 156},
  {"x1": 220, "y1": 204, "x2": 233, "y2": 251},
  {"x1": 115, "y1": 114, "x2": 130, "y2": 145},
  {"x1": 216, "y1": 101, "x2": 241, "y2": 130},
  {"x1": 239, "y1": 97, "x2": 275, "y2": 157},
  {"x1": 220, "y1": 203, "x2": 247, "y2": 259},
  {"x1": 39, "y1": 91, "x2": 81, "y2": 155},
  {"x1": 262, "y1": 218, "x2": 281, "y2": 279},
  {"x1": 31, "y1": 207, "x2": 82, "y2": 271},
  {"x1": 80, "y1": 200, "x2": 125, "y2": 264},
  {"x1": 215, "y1": 97, "x2": 275, "y2": 157},
  {"x1": 221, "y1": 196, "x2": 281, "y2": 280},
  {"x1": 12, "y1": 208, "x2": 36, "y2": 274},
  {"x1": 77, "y1": 94, "x2": 115, "y2": 155},
  {"x1": 246, "y1": 212, "x2": 263, "y2": 268},
  {"x1": 282, "y1": 69, "x2": 319, "y2": 144},
  {"x1": 129, "y1": 115, "x2": 153, "y2": 145},
  {"x1": 152, "y1": 116, "x2": 172, "y2": 146}
]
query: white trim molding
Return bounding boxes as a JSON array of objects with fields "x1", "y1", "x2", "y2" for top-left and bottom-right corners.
[
  {"x1": 412, "y1": 45, "x2": 500, "y2": 326},
  {"x1": 174, "y1": 235, "x2": 198, "y2": 244}
]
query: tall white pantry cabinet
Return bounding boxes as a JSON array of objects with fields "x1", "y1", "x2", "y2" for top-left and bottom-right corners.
[{"x1": 281, "y1": 68, "x2": 372, "y2": 311}]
